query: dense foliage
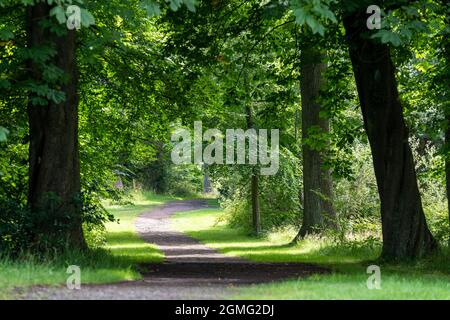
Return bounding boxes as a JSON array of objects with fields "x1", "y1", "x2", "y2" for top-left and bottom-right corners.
[{"x1": 0, "y1": 0, "x2": 448, "y2": 260}]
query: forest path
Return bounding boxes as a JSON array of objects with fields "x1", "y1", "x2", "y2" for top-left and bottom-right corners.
[
  {"x1": 135, "y1": 199, "x2": 243, "y2": 264},
  {"x1": 23, "y1": 200, "x2": 325, "y2": 300}
]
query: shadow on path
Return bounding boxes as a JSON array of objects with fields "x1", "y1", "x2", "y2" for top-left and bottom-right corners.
[
  {"x1": 23, "y1": 200, "x2": 327, "y2": 300},
  {"x1": 136, "y1": 200, "x2": 327, "y2": 288}
]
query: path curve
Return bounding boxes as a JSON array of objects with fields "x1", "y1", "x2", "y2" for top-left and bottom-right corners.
[
  {"x1": 135, "y1": 199, "x2": 242, "y2": 263},
  {"x1": 22, "y1": 200, "x2": 326, "y2": 300}
]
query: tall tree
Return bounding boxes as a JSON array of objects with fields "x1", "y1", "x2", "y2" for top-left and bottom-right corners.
[
  {"x1": 440, "y1": 0, "x2": 450, "y2": 244},
  {"x1": 343, "y1": 6, "x2": 437, "y2": 260},
  {"x1": 294, "y1": 45, "x2": 336, "y2": 240},
  {"x1": 27, "y1": 2, "x2": 85, "y2": 248},
  {"x1": 446, "y1": 111, "x2": 449, "y2": 244}
]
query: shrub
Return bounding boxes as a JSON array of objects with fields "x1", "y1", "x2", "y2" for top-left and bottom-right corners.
[
  {"x1": 0, "y1": 190, "x2": 114, "y2": 255},
  {"x1": 215, "y1": 147, "x2": 302, "y2": 233}
]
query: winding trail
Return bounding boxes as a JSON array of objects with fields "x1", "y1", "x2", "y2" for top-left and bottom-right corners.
[
  {"x1": 23, "y1": 200, "x2": 326, "y2": 300},
  {"x1": 135, "y1": 199, "x2": 242, "y2": 264}
]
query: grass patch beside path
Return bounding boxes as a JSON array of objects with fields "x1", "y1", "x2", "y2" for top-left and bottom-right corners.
[
  {"x1": 171, "y1": 207, "x2": 450, "y2": 300},
  {"x1": 0, "y1": 191, "x2": 175, "y2": 299},
  {"x1": 103, "y1": 191, "x2": 174, "y2": 265}
]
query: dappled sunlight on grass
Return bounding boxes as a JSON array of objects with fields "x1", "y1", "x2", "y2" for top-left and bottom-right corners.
[
  {"x1": 171, "y1": 207, "x2": 450, "y2": 299},
  {"x1": 234, "y1": 272, "x2": 450, "y2": 300},
  {"x1": 233, "y1": 270, "x2": 450, "y2": 300},
  {"x1": 0, "y1": 191, "x2": 173, "y2": 298},
  {"x1": 171, "y1": 208, "x2": 378, "y2": 265},
  {"x1": 104, "y1": 191, "x2": 172, "y2": 265},
  {"x1": 104, "y1": 191, "x2": 179, "y2": 210}
]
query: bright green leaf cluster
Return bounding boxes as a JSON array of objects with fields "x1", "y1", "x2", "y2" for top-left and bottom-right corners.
[
  {"x1": 371, "y1": 2, "x2": 441, "y2": 47},
  {"x1": 290, "y1": 0, "x2": 337, "y2": 35},
  {"x1": 48, "y1": 0, "x2": 95, "y2": 28}
]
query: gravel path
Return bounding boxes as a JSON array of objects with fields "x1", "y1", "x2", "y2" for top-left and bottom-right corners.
[
  {"x1": 135, "y1": 199, "x2": 242, "y2": 263},
  {"x1": 22, "y1": 200, "x2": 326, "y2": 300}
]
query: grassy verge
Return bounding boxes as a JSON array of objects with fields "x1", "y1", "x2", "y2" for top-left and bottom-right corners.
[
  {"x1": 171, "y1": 207, "x2": 450, "y2": 300},
  {"x1": 103, "y1": 191, "x2": 173, "y2": 265},
  {"x1": 0, "y1": 191, "x2": 175, "y2": 299}
]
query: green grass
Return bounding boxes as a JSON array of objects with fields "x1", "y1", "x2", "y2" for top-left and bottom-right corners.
[
  {"x1": 171, "y1": 207, "x2": 450, "y2": 300},
  {"x1": 0, "y1": 191, "x2": 175, "y2": 299},
  {"x1": 103, "y1": 191, "x2": 174, "y2": 265}
]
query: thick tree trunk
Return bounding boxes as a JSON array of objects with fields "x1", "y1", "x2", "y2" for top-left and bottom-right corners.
[
  {"x1": 294, "y1": 47, "x2": 337, "y2": 240},
  {"x1": 446, "y1": 114, "x2": 450, "y2": 244},
  {"x1": 343, "y1": 10, "x2": 437, "y2": 260},
  {"x1": 27, "y1": 3, "x2": 85, "y2": 248},
  {"x1": 442, "y1": 0, "x2": 450, "y2": 246}
]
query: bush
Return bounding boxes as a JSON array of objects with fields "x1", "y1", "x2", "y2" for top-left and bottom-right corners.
[
  {"x1": 215, "y1": 147, "x2": 302, "y2": 233},
  {"x1": 0, "y1": 190, "x2": 114, "y2": 255},
  {"x1": 166, "y1": 164, "x2": 203, "y2": 197},
  {"x1": 411, "y1": 138, "x2": 449, "y2": 246},
  {"x1": 84, "y1": 223, "x2": 108, "y2": 248},
  {"x1": 134, "y1": 143, "x2": 203, "y2": 197},
  {"x1": 0, "y1": 200, "x2": 31, "y2": 254},
  {"x1": 215, "y1": 136, "x2": 448, "y2": 250},
  {"x1": 333, "y1": 142, "x2": 381, "y2": 238}
]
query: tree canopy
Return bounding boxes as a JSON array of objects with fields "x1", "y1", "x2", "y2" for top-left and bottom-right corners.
[{"x1": 0, "y1": 0, "x2": 449, "y2": 261}]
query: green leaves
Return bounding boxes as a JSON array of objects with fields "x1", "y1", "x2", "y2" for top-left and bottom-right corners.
[
  {"x1": 0, "y1": 80, "x2": 10, "y2": 89},
  {"x1": 48, "y1": 0, "x2": 95, "y2": 28},
  {"x1": 50, "y1": 5, "x2": 67, "y2": 24},
  {"x1": 168, "y1": 0, "x2": 182, "y2": 11},
  {"x1": 304, "y1": 125, "x2": 329, "y2": 151},
  {"x1": 80, "y1": 8, "x2": 95, "y2": 27},
  {"x1": 141, "y1": 0, "x2": 161, "y2": 16},
  {"x1": 0, "y1": 27, "x2": 14, "y2": 41},
  {"x1": 290, "y1": 0, "x2": 337, "y2": 36},
  {"x1": 20, "y1": 46, "x2": 57, "y2": 65},
  {"x1": 371, "y1": 30, "x2": 402, "y2": 47},
  {"x1": 140, "y1": 0, "x2": 197, "y2": 16},
  {"x1": 25, "y1": 82, "x2": 66, "y2": 105},
  {"x1": 370, "y1": 2, "x2": 441, "y2": 47},
  {"x1": 181, "y1": 0, "x2": 197, "y2": 12},
  {"x1": 0, "y1": 127, "x2": 9, "y2": 142}
]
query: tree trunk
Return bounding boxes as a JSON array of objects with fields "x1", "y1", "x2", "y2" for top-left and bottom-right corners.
[
  {"x1": 446, "y1": 113, "x2": 450, "y2": 245},
  {"x1": 251, "y1": 173, "x2": 261, "y2": 235},
  {"x1": 151, "y1": 141, "x2": 167, "y2": 193},
  {"x1": 27, "y1": 3, "x2": 85, "y2": 249},
  {"x1": 442, "y1": 0, "x2": 450, "y2": 247},
  {"x1": 245, "y1": 104, "x2": 261, "y2": 235},
  {"x1": 294, "y1": 47, "x2": 337, "y2": 240},
  {"x1": 203, "y1": 163, "x2": 212, "y2": 193},
  {"x1": 343, "y1": 10, "x2": 437, "y2": 260}
]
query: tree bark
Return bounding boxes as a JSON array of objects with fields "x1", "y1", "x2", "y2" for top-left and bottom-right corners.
[
  {"x1": 27, "y1": 3, "x2": 85, "y2": 248},
  {"x1": 343, "y1": 10, "x2": 437, "y2": 260},
  {"x1": 442, "y1": 0, "x2": 450, "y2": 247},
  {"x1": 203, "y1": 163, "x2": 212, "y2": 193},
  {"x1": 446, "y1": 113, "x2": 450, "y2": 245},
  {"x1": 251, "y1": 173, "x2": 261, "y2": 235},
  {"x1": 294, "y1": 46, "x2": 337, "y2": 240},
  {"x1": 245, "y1": 104, "x2": 261, "y2": 235}
]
